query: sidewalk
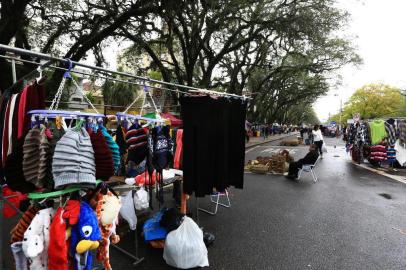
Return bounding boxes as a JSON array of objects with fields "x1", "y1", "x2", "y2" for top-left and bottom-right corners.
[{"x1": 245, "y1": 132, "x2": 299, "y2": 148}]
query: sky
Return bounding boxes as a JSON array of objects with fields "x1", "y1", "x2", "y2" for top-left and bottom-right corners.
[{"x1": 314, "y1": 0, "x2": 406, "y2": 123}]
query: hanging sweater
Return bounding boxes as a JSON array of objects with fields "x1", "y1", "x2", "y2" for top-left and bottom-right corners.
[{"x1": 369, "y1": 120, "x2": 387, "y2": 145}]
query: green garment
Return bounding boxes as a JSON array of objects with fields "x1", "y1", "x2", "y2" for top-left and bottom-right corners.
[{"x1": 370, "y1": 120, "x2": 387, "y2": 145}]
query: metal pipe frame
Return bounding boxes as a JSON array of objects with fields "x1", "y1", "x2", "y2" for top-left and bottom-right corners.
[{"x1": 0, "y1": 44, "x2": 247, "y2": 99}]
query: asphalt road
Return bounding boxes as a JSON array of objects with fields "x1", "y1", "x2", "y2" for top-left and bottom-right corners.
[{"x1": 3, "y1": 135, "x2": 406, "y2": 269}]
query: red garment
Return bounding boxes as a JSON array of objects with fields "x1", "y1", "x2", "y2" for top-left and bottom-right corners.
[
  {"x1": 2, "y1": 100, "x2": 11, "y2": 165},
  {"x1": 17, "y1": 85, "x2": 29, "y2": 139},
  {"x1": 48, "y1": 207, "x2": 68, "y2": 270},
  {"x1": 20, "y1": 82, "x2": 46, "y2": 136},
  {"x1": 12, "y1": 94, "x2": 21, "y2": 144},
  {"x1": 174, "y1": 129, "x2": 183, "y2": 169},
  {"x1": 2, "y1": 186, "x2": 25, "y2": 218}
]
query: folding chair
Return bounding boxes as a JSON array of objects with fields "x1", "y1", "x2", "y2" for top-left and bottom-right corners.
[
  {"x1": 297, "y1": 157, "x2": 320, "y2": 183},
  {"x1": 198, "y1": 189, "x2": 231, "y2": 215}
]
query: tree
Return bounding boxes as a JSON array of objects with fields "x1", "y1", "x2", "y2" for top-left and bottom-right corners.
[
  {"x1": 101, "y1": 79, "x2": 139, "y2": 115},
  {"x1": 331, "y1": 84, "x2": 406, "y2": 124},
  {"x1": 0, "y1": 0, "x2": 162, "y2": 92}
]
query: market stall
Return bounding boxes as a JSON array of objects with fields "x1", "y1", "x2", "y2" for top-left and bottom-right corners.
[{"x1": 0, "y1": 45, "x2": 248, "y2": 269}]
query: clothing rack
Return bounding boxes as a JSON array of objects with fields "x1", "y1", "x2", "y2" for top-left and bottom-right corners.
[
  {"x1": 0, "y1": 44, "x2": 248, "y2": 99},
  {"x1": 0, "y1": 44, "x2": 244, "y2": 268}
]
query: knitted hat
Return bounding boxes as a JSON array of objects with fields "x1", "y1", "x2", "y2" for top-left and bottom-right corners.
[
  {"x1": 101, "y1": 126, "x2": 120, "y2": 173},
  {"x1": 22, "y1": 128, "x2": 42, "y2": 187},
  {"x1": 4, "y1": 135, "x2": 36, "y2": 193},
  {"x1": 37, "y1": 129, "x2": 51, "y2": 189},
  {"x1": 126, "y1": 123, "x2": 148, "y2": 164},
  {"x1": 90, "y1": 129, "x2": 114, "y2": 181},
  {"x1": 52, "y1": 128, "x2": 96, "y2": 189}
]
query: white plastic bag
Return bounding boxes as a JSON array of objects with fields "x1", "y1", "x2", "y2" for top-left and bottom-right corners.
[
  {"x1": 119, "y1": 192, "x2": 137, "y2": 230},
  {"x1": 322, "y1": 144, "x2": 328, "y2": 153},
  {"x1": 134, "y1": 187, "x2": 149, "y2": 210},
  {"x1": 163, "y1": 217, "x2": 209, "y2": 269}
]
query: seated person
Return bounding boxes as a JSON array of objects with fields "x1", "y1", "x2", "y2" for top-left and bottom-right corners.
[{"x1": 286, "y1": 144, "x2": 319, "y2": 179}]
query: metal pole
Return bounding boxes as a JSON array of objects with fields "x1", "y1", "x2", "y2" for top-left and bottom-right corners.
[
  {"x1": 11, "y1": 59, "x2": 17, "y2": 83},
  {"x1": 0, "y1": 44, "x2": 246, "y2": 98}
]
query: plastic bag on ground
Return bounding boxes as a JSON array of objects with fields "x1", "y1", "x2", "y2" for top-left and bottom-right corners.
[
  {"x1": 134, "y1": 187, "x2": 149, "y2": 210},
  {"x1": 119, "y1": 192, "x2": 137, "y2": 230},
  {"x1": 163, "y1": 216, "x2": 209, "y2": 269}
]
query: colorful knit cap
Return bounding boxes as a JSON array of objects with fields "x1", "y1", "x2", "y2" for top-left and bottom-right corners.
[
  {"x1": 126, "y1": 123, "x2": 148, "y2": 165},
  {"x1": 90, "y1": 129, "x2": 115, "y2": 181},
  {"x1": 101, "y1": 126, "x2": 120, "y2": 173}
]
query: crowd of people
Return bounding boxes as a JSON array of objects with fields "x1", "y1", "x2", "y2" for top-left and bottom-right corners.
[{"x1": 245, "y1": 121, "x2": 298, "y2": 142}]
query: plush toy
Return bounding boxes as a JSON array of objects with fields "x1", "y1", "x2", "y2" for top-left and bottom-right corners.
[
  {"x1": 22, "y1": 207, "x2": 55, "y2": 270},
  {"x1": 70, "y1": 202, "x2": 101, "y2": 270},
  {"x1": 95, "y1": 192, "x2": 121, "y2": 270}
]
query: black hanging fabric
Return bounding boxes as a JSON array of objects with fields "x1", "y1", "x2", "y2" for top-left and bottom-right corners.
[{"x1": 180, "y1": 95, "x2": 247, "y2": 197}]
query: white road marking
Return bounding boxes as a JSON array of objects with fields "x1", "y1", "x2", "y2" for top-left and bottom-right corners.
[{"x1": 245, "y1": 146, "x2": 259, "y2": 154}]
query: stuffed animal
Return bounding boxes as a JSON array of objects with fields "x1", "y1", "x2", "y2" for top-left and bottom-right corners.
[
  {"x1": 70, "y1": 202, "x2": 101, "y2": 270},
  {"x1": 22, "y1": 207, "x2": 55, "y2": 270},
  {"x1": 95, "y1": 192, "x2": 121, "y2": 270}
]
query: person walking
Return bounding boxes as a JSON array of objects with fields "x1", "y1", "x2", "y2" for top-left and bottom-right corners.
[{"x1": 312, "y1": 124, "x2": 324, "y2": 158}]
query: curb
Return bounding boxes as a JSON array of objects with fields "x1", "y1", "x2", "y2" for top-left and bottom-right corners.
[
  {"x1": 245, "y1": 133, "x2": 299, "y2": 149},
  {"x1": 352, "y1": 162, "x2": 406, "y2": 185}
]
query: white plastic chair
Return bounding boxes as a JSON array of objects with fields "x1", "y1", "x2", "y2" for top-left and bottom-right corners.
[
  {"x1": 198, "y1": 189, "x2": 231, "y2": 215},
  {"x1": 297, "y1": 157, "x2": 320, "y2": 183}
]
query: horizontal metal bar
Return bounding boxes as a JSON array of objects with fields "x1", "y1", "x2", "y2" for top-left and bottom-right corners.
[{"x1": 0, "y1": 44, "x2": 247, "y2": 99}]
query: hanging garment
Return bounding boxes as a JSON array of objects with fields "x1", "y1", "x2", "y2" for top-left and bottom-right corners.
[
  {"x1": 387, "y1": 146, "x2": 396, "y2": 164},
  {"x1": 369, "y1": 120, "x2": 387, "y2": 145},
  {"x1": 2, "y1": 99, "x2": 11, "y2": 165},
  {"x1": 385, "y1": 120, "x2": 397, "y2": 146},
  {"x1": 90, "y1": 129, "x2": 115, "y2": 181},
  {"x1": 126, "y1": 123, "x2": 148, "y2": 165},
  {"x1": 369, "y1": 145, "x2": 387, "y2": 162},
  {"x1": 101, "y1": 126, "x2": 120, "y2": 173},
  {"x1": 11, "y1": 241, "x2": 28, "y2": 270},
  {"x1": 0, "y1": 90, "x2": 11, "y2": 170},
  {"x1": 115, "y1": 124, "x2": 127, "y2": 155},
  {"x1": 7, "y1": 94, "x2": 18, "y2": 155},
  {"x1": 52, "y1": 128, "x2": 96, "y2": 189},
  {"x1": 48, "y1": 207, "x2": 68, "y2": 270},
  {"x1": 17, "y1": 85, "x2": 29, "y2": 139},
  {"x1": 22, "y1": 207, "x2": 55, "y2": 270},
  {"x1": 5, "y1": 135, "x2": 37, "y2": 193},
  {"x1": 180, "y1": 96, "x2": 247, "y2": 197},
  {"x1": 22, "y1": 82, "x2": 46, "y2": 136},
  {"x1": 11, "y1": 93, "x2": 21, "y2": 145},
  {"x1": 148, "y1": 125, "x2": 173, "y2": 172},
  {"x1": 395, "y1": 139, "x2": 406, "y2": 166},
  {"x1": 173, "y1": 129, "x2": 183, "y2": 169}
]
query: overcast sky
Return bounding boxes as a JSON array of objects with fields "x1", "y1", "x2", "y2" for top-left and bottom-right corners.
[
  {"x1": 98, "y1": 0, "x2": 406, "y2": 123},
  {"x1": 314, "y1": 0, "x2": 406, "y2": 122}
]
